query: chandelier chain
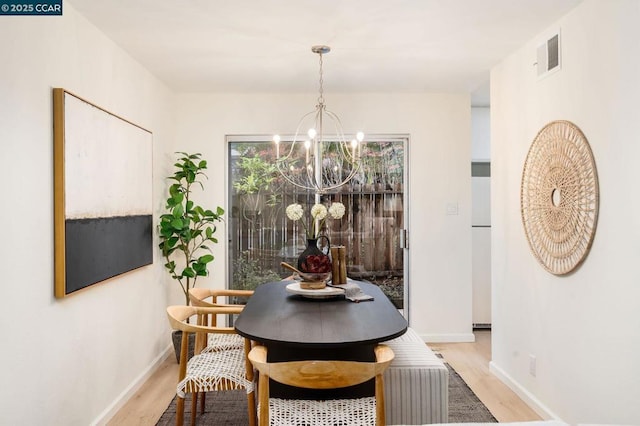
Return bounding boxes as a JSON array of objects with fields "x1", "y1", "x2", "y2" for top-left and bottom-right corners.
[{"x1": 317, "y1": 52, "x2": 324, "y2": 106}]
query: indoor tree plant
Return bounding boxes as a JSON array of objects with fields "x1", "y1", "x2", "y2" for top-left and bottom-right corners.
[{"x1": 159, "y1": 152, "x2": 224, "y2": 306}]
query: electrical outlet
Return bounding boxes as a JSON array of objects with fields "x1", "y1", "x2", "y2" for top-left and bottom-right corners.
[{"x1": 529, "y1": 355, "x2": 537, "y2": 377}]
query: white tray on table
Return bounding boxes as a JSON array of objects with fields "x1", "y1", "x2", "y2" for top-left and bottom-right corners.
[{"x1": 285, "y1": 282, "x2": 345, "y2": 299}]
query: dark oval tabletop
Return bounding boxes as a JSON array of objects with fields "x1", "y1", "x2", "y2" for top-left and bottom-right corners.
[{"x1": 234, "y1": 280, "x2": 407, "y2": 348}]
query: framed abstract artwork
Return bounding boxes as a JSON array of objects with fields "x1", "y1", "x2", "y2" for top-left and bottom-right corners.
[{"x1": 53, "y1": 88, "x2": 153, "y2": 298}]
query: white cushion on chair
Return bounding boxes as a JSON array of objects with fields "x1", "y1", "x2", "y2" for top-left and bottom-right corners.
[
  {"x1": 265, "y1": 397, "x2": 377, "y2": 426},
  {"x1": 177, "y1": 348, "x2": 253, "y2": 397},
  {"x1": 202, "y1": 333, "x2": 245, "y2": 353}
]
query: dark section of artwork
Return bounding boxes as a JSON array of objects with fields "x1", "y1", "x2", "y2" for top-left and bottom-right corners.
[{"x1": 64, "y1": 215, "x2": 152, "y2": 294}]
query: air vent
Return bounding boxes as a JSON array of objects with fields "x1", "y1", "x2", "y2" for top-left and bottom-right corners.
[{"x1": 536, "y1": 30, "x2": 561, "y2": 78}]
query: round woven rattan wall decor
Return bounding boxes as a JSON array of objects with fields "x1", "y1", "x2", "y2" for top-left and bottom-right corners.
[{"x1": 521, "y1": 120, "x2": 599, "y2": 275}]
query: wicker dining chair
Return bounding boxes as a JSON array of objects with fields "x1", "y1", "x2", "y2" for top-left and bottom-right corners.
[
  {"x1": 167, "y1": 305, "x2": 256, "y2": 426},
  {"x1": 248, "y1": 344, "x2": 395, "y2": 426},
  {"x1": 188, "y1": 288, "x2": 254, "y2": 353}
]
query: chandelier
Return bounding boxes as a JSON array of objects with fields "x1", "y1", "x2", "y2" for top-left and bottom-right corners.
[{"x1": 274, "y1": 45, "x2": 364, "y2": 194}]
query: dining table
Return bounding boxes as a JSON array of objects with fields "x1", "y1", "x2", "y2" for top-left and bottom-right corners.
[{"x1": 234, "y1": 279, "x2": 407, "y2": 398}]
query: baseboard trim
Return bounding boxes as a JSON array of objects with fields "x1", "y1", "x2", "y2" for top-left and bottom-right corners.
[
  {"x1": 421, "y1": 332, "x2": 476, "y2": 343},
  {"x1": 489, "y1": 360, "x2": 563, "y2": 421},
  {"x1": 91, "y1": 344, "x2": 173, "y2": 426}
]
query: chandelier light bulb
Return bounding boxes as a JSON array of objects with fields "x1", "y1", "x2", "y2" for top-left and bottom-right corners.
[
  {"x1": 273, "y1": 134, "x2": 281, "y2": 158},
  {"x1": 356, "y1": 131, "x2": 365, "y2": 142},
  {"x1": 304, "y1": 139, "x2": 311, "y2": 163},
  {"x1": 350, "y1": 139, "x2": 358, "y2": 159},
  {"x1": 308, "y1": 128, "x2": 317, "y2": 139}
]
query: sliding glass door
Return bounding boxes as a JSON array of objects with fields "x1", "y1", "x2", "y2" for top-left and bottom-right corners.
[{"x1": 226, "y1": 135, "x2": 408, "y2": 311}]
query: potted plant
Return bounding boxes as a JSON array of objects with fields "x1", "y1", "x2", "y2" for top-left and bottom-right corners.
[{"x1": 159, "y1": 152, "x2": 224, "y2": 360}]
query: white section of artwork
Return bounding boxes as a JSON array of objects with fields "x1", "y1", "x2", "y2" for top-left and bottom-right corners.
[{"x1": 64, "y1": 93, "x2": 152, "y2": 219}]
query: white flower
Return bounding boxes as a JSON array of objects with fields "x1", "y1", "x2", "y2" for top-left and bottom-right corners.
[
  {"x1": 328, "y1": 202, "x2": 346, "y2": 219},
  {"x1": 286, "y1": 203, "x2": 304, "y2": 221},
  {"x1": 311, "y1": 204, "x2": 327, "y2": 220},
  {"x1": 285, "y1": 202, "x2": 345, "y2": 239}
]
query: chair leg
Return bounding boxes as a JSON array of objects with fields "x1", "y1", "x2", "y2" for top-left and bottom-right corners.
[
  {"x1": 176, "y1": 396, "x2": 185, "y2": 426},
  {"x1": 200, "y1": 391, "x2": 206, "y2": 414},
  {"x1": 247, "y1": 389, "x2": 257, "y2": 426},
  {"x1": 190, "y1": 393, "x2": 197, "y2": 426},
  {"x1": 258, "y1": 374, "x2": 270, "y2": 426},
  {"x1": 244, "y1": 338, "x2": 257, "y2": 426}
]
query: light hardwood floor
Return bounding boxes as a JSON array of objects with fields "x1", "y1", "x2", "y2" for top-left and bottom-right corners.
[
  {"x1": 108, "y1": 330, "x2": 541, "y2": 425},
  {"x1": 430, "y1": 330, "x2": 541, "y2": 423}
]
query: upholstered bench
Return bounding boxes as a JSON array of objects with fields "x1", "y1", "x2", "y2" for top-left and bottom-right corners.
[{"x1": 383, "y1": 327, "x2": 449, "y2": 425}]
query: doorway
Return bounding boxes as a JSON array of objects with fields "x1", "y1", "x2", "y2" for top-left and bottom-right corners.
[{"x1": 226, "y1": 135, "x2": 409, "y2": 312}]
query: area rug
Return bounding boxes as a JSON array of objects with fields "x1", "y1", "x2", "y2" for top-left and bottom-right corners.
[
  {"x1": 156, "y1": 362, "x2": 496, "y2": 425},
  {"x1": 446, "y1": 362, "x2": 497, "y2": 423}
]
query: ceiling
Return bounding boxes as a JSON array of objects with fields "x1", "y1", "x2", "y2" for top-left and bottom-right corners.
[{"x1": 68, "y1": 0, "x2": 582, "y2": 106}]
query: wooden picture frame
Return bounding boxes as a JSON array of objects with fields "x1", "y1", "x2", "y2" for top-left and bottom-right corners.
[{"x1": 53, "y1": 88, "x2": 153, "y2": 298}]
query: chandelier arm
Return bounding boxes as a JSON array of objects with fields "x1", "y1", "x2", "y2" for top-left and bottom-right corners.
[
  {"x1": 322, "y1": 109, "x2": 360, "y2": 163},
  {"x1": 321, "y1": 109, "x2": 346, "y2": 141},
  {"x1": 275, "y1": 151, "x2": 361, "y2": 193},
  {"x1": 278, "y1": 174, "x2": 316, "y2": 192},
  {"x1": 278, "y1": 110, "x2": 318, "y2": 161}
]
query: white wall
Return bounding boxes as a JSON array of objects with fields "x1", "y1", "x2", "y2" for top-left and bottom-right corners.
[
  {"x1": 472, "y1": 106, "x2": 491, "y2": 161},
  {"x1": 174, "y1": 92, "x2": 474, "y2": 342},
  {"x1": 471, "y1": 107, "x2": 492, "y2": 325},
  {"x1": 490, "y1": 0, "x2": 640, "y2": 424},
  {"x1": 0, "y1": 4, "x2": 178, "y2": 425}
]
